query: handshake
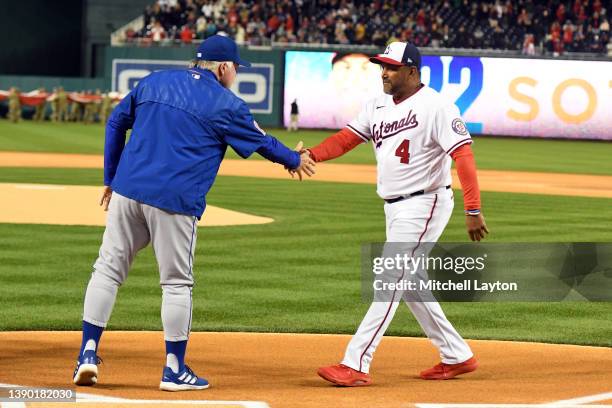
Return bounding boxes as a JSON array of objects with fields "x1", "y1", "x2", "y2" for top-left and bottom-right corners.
[{"x1": 288, "y1": 141, "x2": 316, "y2": 181}]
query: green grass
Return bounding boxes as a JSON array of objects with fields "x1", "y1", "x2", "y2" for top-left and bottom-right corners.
[
  {"x1": 0, "y1": 169, "x2": 610, "y2": 346},
  {"x1": 0, "y1": 122, "x2": 611, "y2": 346},
  {"x1": 1, "y1": 120, "x2": 612, "y2": 175},
  {"x1": 0, "y1": 121, "x2": 104, "y2": 154}
]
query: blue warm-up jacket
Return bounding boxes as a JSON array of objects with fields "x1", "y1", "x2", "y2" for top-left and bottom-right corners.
[{"x1": 104, "y1": 67, "x2": 300, "y2": 218}]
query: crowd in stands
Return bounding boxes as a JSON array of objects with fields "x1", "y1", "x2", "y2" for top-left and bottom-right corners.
[{"x1": 119, "y1": 0, "x2": 611, "y2": 55}]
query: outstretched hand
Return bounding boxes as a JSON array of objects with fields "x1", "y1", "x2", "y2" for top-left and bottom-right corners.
[{"x1": 288, "y1": 141, "x2": 316, "y2": 181}]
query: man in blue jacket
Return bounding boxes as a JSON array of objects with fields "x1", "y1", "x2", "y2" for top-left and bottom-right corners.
[{"x1": 72, "y1": 35, "x2": 315, "y2": 391}]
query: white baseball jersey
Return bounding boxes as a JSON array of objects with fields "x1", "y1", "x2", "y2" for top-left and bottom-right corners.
[{"x1": 346, "y1": 86, "x2": 472, "y2": 199}]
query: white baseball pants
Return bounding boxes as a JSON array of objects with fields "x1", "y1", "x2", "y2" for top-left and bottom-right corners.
[
  {"x1": 82, "y1": 193, "x2": 198, "y2": 341},
  {"x1": 342, "y1": 188, "x2": 473, "y2": 373}
]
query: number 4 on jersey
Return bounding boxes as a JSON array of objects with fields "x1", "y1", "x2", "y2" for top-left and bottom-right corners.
[{"x1": 395, "y1": 139, "x2": 410, "y2": 164}]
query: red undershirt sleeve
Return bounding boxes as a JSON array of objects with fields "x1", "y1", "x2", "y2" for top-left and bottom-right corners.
[
  {"x1": 450, "y1": 144, "x2": 481, "y2": 211},
  {"x1": 308, "y1": 128, "x2": 364, "y2": 162}
]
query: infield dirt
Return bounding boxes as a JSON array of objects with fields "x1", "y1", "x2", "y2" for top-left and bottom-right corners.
[
  {"x1": 0, "y1": 183, "x2": 273, "y2": 226},
  {"x1": 1, "y1": 331, "x2": 611, "y2": 408},
  {"x1": 1, "y1": 151, "x2": 611, "y2": 199}
]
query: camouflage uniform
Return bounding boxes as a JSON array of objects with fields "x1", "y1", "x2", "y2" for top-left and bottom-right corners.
[
  {"x1": 82, "y1": 91, "x2": 92, "y2": 124},
  {"x1": 100, "y1": 92, "x2": 112, "y2": 125},
  {"x1": 93, "y1": 89, "x2": 102, "y2": 123},
  {"x1": 8, "y1": 88, "x2": 21, "y2": 123},
  {"x1": 69, "y1": 91, "x2": 84, "y2": 122},
  {"x1": 57, "y1": 88, "x2": 68, "y2": 122},
  {"x1": 50, "y1": 88, "x2": 59, "y2": 122},
  {"x1": 33, "y1": 88, "x2": 47, "y2": 121},
  {"x1": 83, "y1": 90, "x2": 102, "y2": 124}
]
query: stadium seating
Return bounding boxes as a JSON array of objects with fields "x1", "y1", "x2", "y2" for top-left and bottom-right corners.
[{"x1": 119, "y1": 0, "x2": 610, "y2": 55}]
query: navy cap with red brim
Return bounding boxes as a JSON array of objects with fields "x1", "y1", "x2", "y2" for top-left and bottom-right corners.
[
  {"x1": 369, "y1": 42, "x2": 421, "y2": 69},
  {"x1": 369, "y1": 56, "x2": 406, "y2": 66}
]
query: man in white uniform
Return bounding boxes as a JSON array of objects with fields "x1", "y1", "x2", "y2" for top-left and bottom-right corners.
[{"x1": 307, "y1": 42, "x2": 489, "y2": 386}]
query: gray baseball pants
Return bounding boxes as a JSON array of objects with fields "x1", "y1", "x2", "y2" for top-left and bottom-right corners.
[{"x1": 82, "y1": 192, "x2": 198, "y2": 341}]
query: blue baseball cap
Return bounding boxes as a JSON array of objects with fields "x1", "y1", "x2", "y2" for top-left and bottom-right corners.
[{"x1": 195, "y1": 35, "x2": 251, "y2": 67}]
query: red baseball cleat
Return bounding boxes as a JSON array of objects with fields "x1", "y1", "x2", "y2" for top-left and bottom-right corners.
[
  {"x1": 317, "y1": 364, "x2": 372, "y2": 387},
  {"x1": 419, "y1": 357, "x2": 478, "y2": 380}
]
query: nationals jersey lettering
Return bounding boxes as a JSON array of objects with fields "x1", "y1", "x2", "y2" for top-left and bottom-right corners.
[
  {"x1": 346, "y1": 86, "x2": 472, "y2": 199},
  {"x1": 372, "y1": 109, "x2": 418, "y2": 148}
]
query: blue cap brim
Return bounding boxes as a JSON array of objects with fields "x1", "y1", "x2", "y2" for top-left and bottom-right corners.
[{"x1": 237, "y1": 58, "x2": 251, "y2": 67}]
